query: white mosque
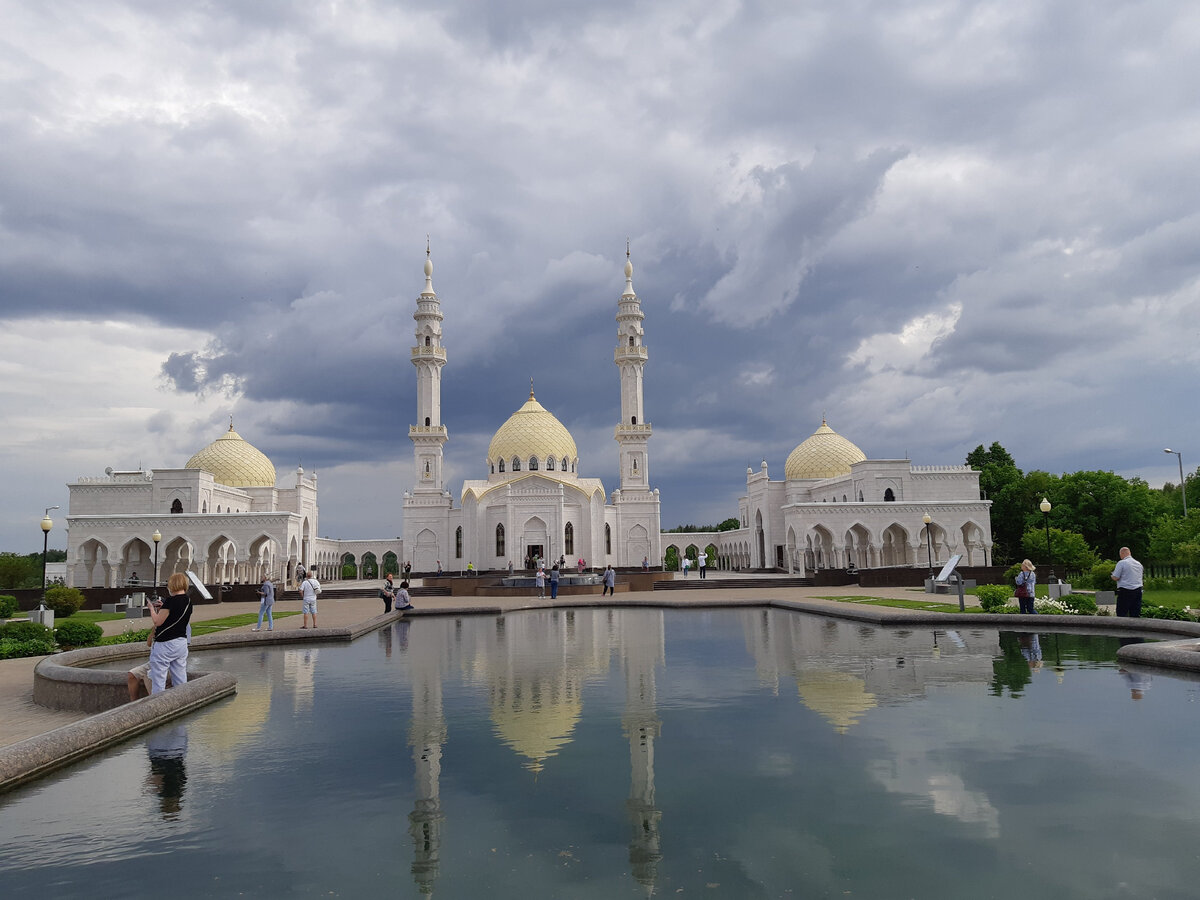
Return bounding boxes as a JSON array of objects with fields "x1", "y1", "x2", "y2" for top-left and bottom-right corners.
[{"x1": 62, "y1": 251, "x2": 991, "y2": 588}]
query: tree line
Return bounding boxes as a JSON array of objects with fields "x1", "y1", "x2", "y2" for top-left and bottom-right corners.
[
  {"x1": 0, "y1": 550, "x2": 68, "y2": 590},
  {"x1": 968, "y1": 441, "x2": 1199, "y2": 570}
]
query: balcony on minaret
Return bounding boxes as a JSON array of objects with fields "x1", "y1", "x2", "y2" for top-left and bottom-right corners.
[
  {"x1": 411, "y1": 345, "x2": 448, "y2": 362},
  {"x1": 409, "y1": 424, "x2": 448, "y2": 438},
  {"x1": 614, "y1": 345, "x2": 649, "y2": 363},
  {"x1": 615, "y1": 423, "x2": 653, "y2": 439}
]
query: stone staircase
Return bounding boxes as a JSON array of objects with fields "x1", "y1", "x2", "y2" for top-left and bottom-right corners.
[
  {"x1": 653, "y1": 576, "x2": 813, "y2": 591},
  {"x1": 281, "y1": 584, "x2": 451, "y2": 601}
]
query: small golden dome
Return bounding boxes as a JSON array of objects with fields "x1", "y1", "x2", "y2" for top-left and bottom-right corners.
[
  {"x1": 186, "y1": 424, "x2": 277, "y2": 488},
  {"x1": 487, "y1": 393, "x2": 578, "y2": 469},
  {"x1": 784, "y1": 421, "x2": 866, "y2": 480}
]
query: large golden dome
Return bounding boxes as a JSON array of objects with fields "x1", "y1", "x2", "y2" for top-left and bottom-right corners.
[
  {"x1": 487, "y1": 393, "x2": 578, "y2": 470},
  {"x1": 186, "y1": 424, "x2": 277, "y2": 488},
  {"x1": 784, "y1": 420, "x2": 866, "y2": 480}
]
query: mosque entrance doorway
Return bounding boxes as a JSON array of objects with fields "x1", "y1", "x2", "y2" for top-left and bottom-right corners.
[{"x1": 525, "y1": 545, "x2": 545, "y2": 568}]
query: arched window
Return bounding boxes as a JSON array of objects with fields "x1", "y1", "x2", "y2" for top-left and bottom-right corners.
[
  {"x1": 425, "y1": 416, "x2": 431, "y2": 426},
  {"x1": 202, "y1": 502, "x2": 207, "y2": 513},
  {"x1": 424, "y1": 336, "x2": 431, "y2": 346},
  {"x1": 629, "y1": 336, "x2": 635, "y2": 347},
  {"x1": 842, "y1": 494, "x2": 847, "y2": 502},
  {"x1": 171, "y1": 499, "x2": 183, "y2": 514},
  {"x1": 605, "y1": 523, "x2": 611, "y2": 554},
  {"x1": 498, "y1": 459, "x2": 505, "y2": 473},
  {"x1": 529, "y1": 456, "x2": 538, "y2": 471},
  {"x1": 425, "y1": 460, "x2": 430, "y2": 474},
  {"x1": 858, "y1": 491, "x2": 864, "y2": 502},
  {"x1": 632, "y1": 416, "x2": 637, "y2": 425},
  {"x1": 495, "y1": 524, "x2": 505, "y2": 557},
  {"x1": 512, "y1": 457, "x2": 521, "y2": 472},
  {"x1": 884, "y1": 488, "x2": 896, "y2": 502},
  {"x1": 490, "y1": 463, "x2": 495, "y2": 474},
  {"x1": 216, "y1": 505, "x2": 221, "y2": 513},
  {"x1": 562, "y1": 457, "x2": 569, "y2": 471},
  {"x1": 548, "y1": 456, "x2": 556, "y2": 471},
  {"x1": 632, "y1": 458, "x2": 638, "y2": 472},
  {"x1": 564, "y1": 522, "x2": 575, "y2": 556},
  {"x1": 455, "y1": 527, "x2": 463, "y2": 558},
  {"x1": 571, "y1": 460, "x2": 576, "y2": 473}
]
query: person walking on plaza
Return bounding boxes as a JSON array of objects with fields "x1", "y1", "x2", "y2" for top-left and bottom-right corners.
[
  {"x1": 642, "y1": 556, "x2": 649, "y2": 572},
  {"x1": 254, "y1": 574, "x2": 275, "y2": 631},
  {"x1": 300, "y1": 570, "x2": 321, "y2": 629},
  {"x1": 550, "y1": 563, "x2": 560, "y2": 599},
  {"x1": 535, "y1": 566, "x2": 546, "y2": 599},
  {"x1": 1014, "y1": 559, "x2": 1037, "y2": 614},
  {"x1": 1112, "y1": 546, "x2": 1144, "y2": 618},
  {"x1": 380, "y1": 572, "x2": 396, "y2": 614},
  {"x1": 603, "y1": 564, "x2": 616, "y2": 596},
  {"x1": 148, "y1": 572, "x2": 192, "y2": 694},
  {"x1": 698, "y1": 550, "x2": 707, "y2": 579}
]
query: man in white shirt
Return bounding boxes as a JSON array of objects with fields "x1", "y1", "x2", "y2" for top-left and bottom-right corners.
[
  {"x1": 300, "y1": 571, "x2": 322, "y2": 629},
  {"x1": 1111, "y1": 547, "x2": 1144, "y2": 618}
]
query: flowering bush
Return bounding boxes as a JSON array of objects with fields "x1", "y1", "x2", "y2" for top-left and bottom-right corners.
[
  {"x1": 1034, "y1": 598, "x2": 1069, "y2": 615},
  {"x1": 974, "y1": 584, "x2": 1012, "y2": 613}
]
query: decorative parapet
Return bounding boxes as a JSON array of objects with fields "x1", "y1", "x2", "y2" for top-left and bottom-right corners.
[
  {"x1": 410, "y1": 346, "x2": 447, "y2": 361},
  {"x1": 409, "y1": 425, "x2": 449, "y2": 438},
  {"x1": 614, "y1": 423, "x2": 653, "y2": 438},
  {"x1": 614, "y1": 346, "x2": 649, "y2": 362},
  {"x1": 909, "y1": 465, "x2": 975, "y2": 473},
  {"x1": 72, "y1": 474, "x2": 153, "y2": 484}
]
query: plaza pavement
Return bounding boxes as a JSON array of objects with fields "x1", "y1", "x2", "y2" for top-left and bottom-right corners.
[{"x1": 0, "y1": 576, "x2": 960, "y2": 750}]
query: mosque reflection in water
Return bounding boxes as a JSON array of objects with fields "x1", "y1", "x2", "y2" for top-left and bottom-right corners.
[
  {"x1": 352, "y1": 608, "x2": 1067, "y2": 897},
  {"x1": 5, "y1": 607, "x2": 1150, "y2": 898}
]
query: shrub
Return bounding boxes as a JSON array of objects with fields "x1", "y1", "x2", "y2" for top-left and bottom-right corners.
[
  {"x1": 1034, "y1": 598, "x2": 1069, "y2": 614},
  {"x1": 99, "y1": 628, "x2": 152, "y2": 645},
  {"x1": 0, "y1": 620, "x2": 54, "y2": 642},
  {"x1": 54, "y1": 620, "x2": 103, "y2": 648},
  {"x1": 1141, "y1": 604, "x2": 1196, "y2": 622},
  {"x1": 1145, "y1": 576, "x2": 1171, "y2": 591},
  {"x1": 1089, "y1": 561, "x2": 1116, "y2": 590},
  {"x1": 0, "y1": 594, "x2": 18, "y2": 618},
  {"x1": 1003, "y1": 563, "x2": 1022, "y2": 584},
  {"x1": 1061, "y1": 594, "x2": 1098, "y2": 616},
  {"x1": 975, "y1": 584, "x2": 1012, "y2": 613},
  {"x1": 44, "y1": 585, "x2": 86, "y2": 618},
  {"x1": 0, "y1": 639, "x2": 57, "y2": 659}
]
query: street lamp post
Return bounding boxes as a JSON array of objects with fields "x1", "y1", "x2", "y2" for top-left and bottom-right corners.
[
  {"x1": 922, "y1": 513, "x2": 934, "y2": 580},
  {"x1": 1039, "y1": 497, "x2": 1053, "y2": 587},
  {"x1": 1165, "y1": 448, "x2": 1187, "y2": 518},
  {"x1": 152, "y1": 530, "x2": 162, "y2": 602},
  {"x1": 39, "y1": 506, "x2": 59, "y2": 610}
]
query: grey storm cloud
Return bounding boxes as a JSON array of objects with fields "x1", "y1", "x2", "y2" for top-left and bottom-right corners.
[{"x1": 3, "y1": 0, "x2": 1200, "y2": 548}]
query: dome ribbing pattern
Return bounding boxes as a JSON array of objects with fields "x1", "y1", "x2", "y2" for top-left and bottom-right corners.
[
  {"x1": 185, "y1": 424, "x2": 277, "y2": 487},
  {"x1": 784, "y1": 421, "x2": 866, "y2": 480}
]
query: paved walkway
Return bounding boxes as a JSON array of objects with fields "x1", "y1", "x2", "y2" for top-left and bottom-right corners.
[{"x1": 0, "y1": 580, "x2": 948, "y2": 749}]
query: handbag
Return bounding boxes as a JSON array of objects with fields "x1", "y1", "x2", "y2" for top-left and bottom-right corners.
[{"x1": 1014, "y1": 577, "x2": 1030, "y2": 598}]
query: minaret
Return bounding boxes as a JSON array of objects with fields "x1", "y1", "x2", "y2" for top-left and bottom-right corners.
[
  {"x1": 622, "y1": 609, "x2": 665, "y2": 895},
  {"x1": 410, "y1": 243, "x2": 448, "y2": 493},
  {"x1": 614, "y1": 246, "x2": 651, "y2": 493}
]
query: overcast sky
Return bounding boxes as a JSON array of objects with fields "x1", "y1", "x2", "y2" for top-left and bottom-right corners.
[{"x1": 3, "y1": 0, "x2": 1200, "y2": 553}]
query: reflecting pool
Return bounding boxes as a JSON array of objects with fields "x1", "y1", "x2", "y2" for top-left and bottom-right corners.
[{"x1": 3, "y1": 608, "x2": 1200, "y2": 899}]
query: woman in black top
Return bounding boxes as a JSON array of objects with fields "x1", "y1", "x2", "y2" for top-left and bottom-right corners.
[{"x1": 148, "y1": 572, "x2": 193, "y2": 694}]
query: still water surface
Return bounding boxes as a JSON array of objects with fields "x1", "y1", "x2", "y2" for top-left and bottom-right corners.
[{"x1": 2, "y1": 608, "x2": 1200, "y2": 899}]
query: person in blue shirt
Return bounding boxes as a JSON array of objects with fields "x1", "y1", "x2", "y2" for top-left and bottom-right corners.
[{"x1": 1111, "y1": 547, "x2": 1144, "y2": 618}]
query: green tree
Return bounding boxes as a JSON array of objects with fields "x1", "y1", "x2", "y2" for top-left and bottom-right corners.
[
  {"x1": 1051, "y1": 471, "x2": 1165, "y2": 559},
  {"x1": 663, "y1": 546, "x2": 680, "y2": 571},
  {"x1": 0, "y1": 553, "x2": 40, "y2": 589},
  {"x1": 1147, "y1": 514, "x2": 1200, "y2": 562},
  {"x1": 967, "y1": 442, "x2": 1028, "y2": 565},
  {"x1": 1020, "y1": 527, "x2": 1098, "y2": 573},
  {"x1": 716, "y1": 517, "x2": 741, "y2": 532}
]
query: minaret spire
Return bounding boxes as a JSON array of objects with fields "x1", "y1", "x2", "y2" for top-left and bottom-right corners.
[{"x1": 409, "y1": 246, "x2": 448, "y2": 493}]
